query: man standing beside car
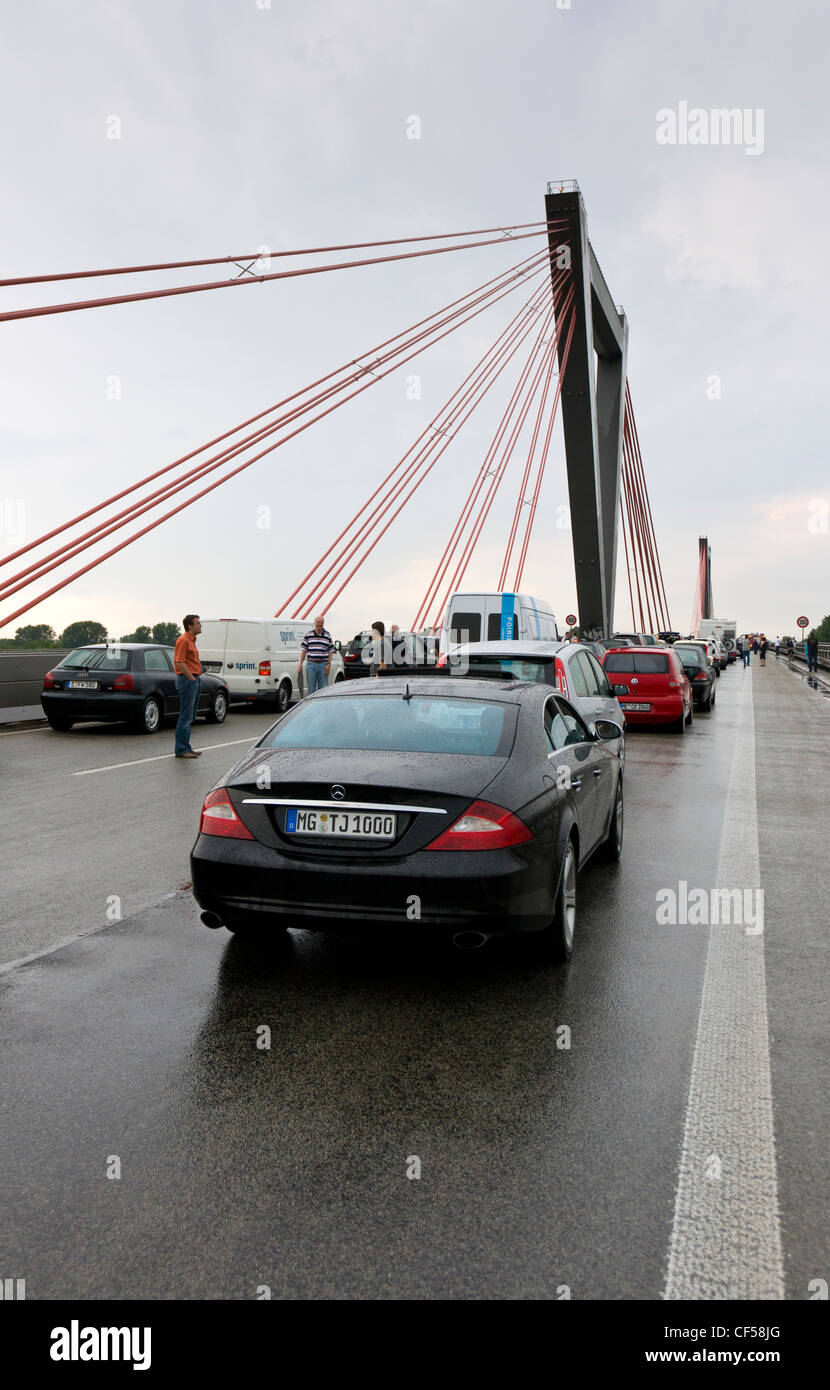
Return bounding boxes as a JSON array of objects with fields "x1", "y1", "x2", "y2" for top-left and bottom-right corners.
[
  {"x1": 173, "y1": 614, "x2": 202, "y2": 758},
  {"x1": 298, "y1": 614, "x2": 334, "y2": 695}
]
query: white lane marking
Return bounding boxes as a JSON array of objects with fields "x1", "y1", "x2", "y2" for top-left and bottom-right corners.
[
  {"x1": 664, "y1": 669, "x2": 785, "y2": 1299},
  {"x1": 71, "y1": 737, "x2": 259, "y2": 777},
  {"x1": 0, "y1": 889, "x2": 187, "y2": 976}
]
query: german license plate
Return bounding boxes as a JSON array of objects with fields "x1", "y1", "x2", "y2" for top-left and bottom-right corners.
[
  {"x1": 285, "y1": 808, "x2": 397, "y2": 839},
  {"x1": 625, "y1": 702, "x2": 651, "y2": 711},
  {"x1": 68, "y1": 680, "x2": 99, "y2": 690}
]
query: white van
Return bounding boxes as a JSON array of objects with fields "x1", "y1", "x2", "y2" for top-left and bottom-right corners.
[
  {"x1": 197, "y1": 618, "x2": 344, "y2": 712},
  {"x1": 439, "y1": 592, "x2": 560, "y2": 654}
]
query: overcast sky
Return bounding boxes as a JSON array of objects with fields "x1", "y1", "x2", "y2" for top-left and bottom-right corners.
[{"x1": 1, "y1": 0, "x2": 827, "y2": 642}]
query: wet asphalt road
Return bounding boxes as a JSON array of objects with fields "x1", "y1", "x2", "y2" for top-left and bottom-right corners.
[{"x1": 0, "y1": 661, "x2": 827, "y2": 1299}]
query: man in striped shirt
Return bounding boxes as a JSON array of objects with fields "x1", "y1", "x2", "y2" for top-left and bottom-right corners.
[{"x1": 298, "y1": 615, "x2": 335, "y2": 695}]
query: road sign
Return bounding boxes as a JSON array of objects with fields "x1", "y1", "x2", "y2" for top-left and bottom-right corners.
[
  {"x1": 566, "y1": 613, "x2": 577, "y2": 626},
  {"x1": 797, "y1": 615, "x2": 809, "y2": 628}
]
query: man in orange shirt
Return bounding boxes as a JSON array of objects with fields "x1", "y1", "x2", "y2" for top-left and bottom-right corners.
[{"x1": 173, "y1": 614, "x2": 203, "y2": 758}]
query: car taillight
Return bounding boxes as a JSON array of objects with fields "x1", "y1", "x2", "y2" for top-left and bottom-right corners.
[
  {"x1": 436, "y1": 653, "x2": 447, "y2": 668},
  {"x1": 43, "y1": 671, "x2": 55, "y2": 689},
  {"x1": 427, "y1": 800, "x2": 532, "y2": 851},
  {"x1": 694, "y1": 671, "x2": 707, "y2": 680},
  {"x1": 668, "y1": 679, "x2": 679, "y2": 688},
  {"x1": 554, "y1": 656, "x2": 569, "y2": 697},
  {"x1": 112, "y1": 673, "x2": 134, "y2": 690},
  {"x1": 259, "y1": 660, "x2": 271, "y2": 676},
  {"x1": 199, "y1": 788, "x2": 255, "y2": 840}
]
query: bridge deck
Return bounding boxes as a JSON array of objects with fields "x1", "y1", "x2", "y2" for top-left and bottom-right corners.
[{"x1": 0, "y1": 658, "x2": 827, "y2": 1298}]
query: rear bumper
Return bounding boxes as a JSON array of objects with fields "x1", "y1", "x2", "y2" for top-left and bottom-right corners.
[
  {"x1": 41, "y1": 691, "x2": 146, "y2": 721},
  {"x1": 190, "y1": 834, "x2": 555, "y2": 934},
  {"x1": 617, "y1": 694, "x2": 685, "y2": 725}
]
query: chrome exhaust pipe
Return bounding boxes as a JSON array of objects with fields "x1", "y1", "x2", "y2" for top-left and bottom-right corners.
[
  {"x1": 452, "y1": 930, "x2": 490, "y2": 950},
  {"x1": 200, "y1": 909, "x2": 224, "y2": 930}
]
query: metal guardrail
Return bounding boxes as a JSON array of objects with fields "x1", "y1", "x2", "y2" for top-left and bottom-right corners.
[
  {"x1": 0, "y1": 649, "x2": 68, "y2": 722},
  {"x1": 778, "y1": 642, "x2": 830, "y2": 677}
]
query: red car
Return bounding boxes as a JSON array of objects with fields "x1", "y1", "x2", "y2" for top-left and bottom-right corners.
[{"x1": 600, "y1": 645, "x2": 693, "y2": 733}]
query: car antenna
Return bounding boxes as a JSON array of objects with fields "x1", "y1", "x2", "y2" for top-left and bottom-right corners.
[{"x1": 402, "y1": 682, "x2": 413, "y2": 702}]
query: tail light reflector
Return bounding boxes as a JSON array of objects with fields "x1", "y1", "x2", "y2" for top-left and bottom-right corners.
[
  {"x1": 43, "y1": 671, "x2": 55, "y2": 689},
  {"x1": 427, "y1": 800, "x2": 532, "y2": 851},
  {"x1": 554, "y1": 656, "x2": 569, "y2": 697},
  {"x1": 259, "y1": 660, "x2": 271, "y2": 676},
  {"x1": 112, "y1": 673, "x2": 134, "y2": 690},
  {"x1": 199, "y1": 788, "x2": 255, "y2": 840}
]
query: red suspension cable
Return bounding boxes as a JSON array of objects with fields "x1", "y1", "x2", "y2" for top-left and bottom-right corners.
[
  {"x1": 0, "y1": 219, "x2": 564, "y2": 288},
  {"x1": 312, "y1": 284, "x2": 563, "y2": 619},
  {"x1": 308, "y1": 278, "x2": 556, "y2": 621},
  {"x1": 0, "y1": 228, "x2": 561, "y2": 325},
  {"x1": 513, "y1": 310, "x2": 576, "y2": 590},
  {"x1": 413, "y1": 280, "x2": 565, "y2": 631}
]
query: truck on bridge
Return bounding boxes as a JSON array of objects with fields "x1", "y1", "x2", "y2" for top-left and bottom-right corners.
[{"x1": 698, "y1": 618, "x2": 737, "y2": 662}]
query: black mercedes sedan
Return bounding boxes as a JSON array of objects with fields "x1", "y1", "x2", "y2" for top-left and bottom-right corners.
[
  {"x1": 41, "y1": 643, "x2": 230, "y2": 733},
  {"x1": 190, "y1": 677, "x2": 624, "y2": 960}
]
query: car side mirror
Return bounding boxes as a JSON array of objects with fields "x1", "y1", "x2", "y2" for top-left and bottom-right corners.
[{"x1": 594, "y1": 719, "x2": 623, "y2": 741}]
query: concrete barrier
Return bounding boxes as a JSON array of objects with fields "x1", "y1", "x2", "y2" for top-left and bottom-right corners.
[{"x1": 0, "y1": 650, "x2": 68, "y2": 724}]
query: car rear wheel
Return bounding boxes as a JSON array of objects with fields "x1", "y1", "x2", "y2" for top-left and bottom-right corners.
[
  {"x1": 673, "y1": 709, "x2": 686, "y2": 734},
  {"x1": 275, "y1": 681, "x2": 291, "y2": 714},
  {"x1": 205, "y1": 689, "x2": 228, "y2": 724},
  {"x1": 685, "y1": 702, "x2": 693, "y2": 726},
  {"x1": 600, "y1": 777, "x2": 623, "y2": 861},
  {"x1": 47, "y1": 715, "x2": 74, "y2": 731},
  {"x1": 539, "y1": 837, "x2": 578, "y2": 962},
  {"x1": 136, "y1": 696, "x2": 161, "y2": 734},
  {"x1": 702, "y1": 689, "x2": 712, "y2": 712}
]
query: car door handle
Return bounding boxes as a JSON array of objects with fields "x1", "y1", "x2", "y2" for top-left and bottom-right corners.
[{"x1": 593, "y1": 768, "x2": 603, "y2": 778}]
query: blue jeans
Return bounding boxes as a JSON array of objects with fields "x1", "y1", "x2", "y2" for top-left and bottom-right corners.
[
  {"x1": 175, "y1": 674, "x2": 201, "y2": 754},
  {"x1": 808, "y1": 653, "x2": 818, "y2": 673},
  {"x1": 742, "y1": 650, "x2": 751, "y2": 666},
  {"x1": 305, "y1": 662, "x2": 328, "y2": 695}
]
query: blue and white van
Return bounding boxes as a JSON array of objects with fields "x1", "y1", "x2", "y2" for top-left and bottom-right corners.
[
  {"x1": 439, "y1": 592, "x2": 560, "y2": 655},
  {"x1": 197, "y1": 618, "x2": 344, "y2": 712}
]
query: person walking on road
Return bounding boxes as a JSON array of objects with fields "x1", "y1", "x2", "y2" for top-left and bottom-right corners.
[
  {"x1": 369, "y1": 620, "x2": 387, "y2": 677},
  {"x1": 298, "y1": 615, "x2": 335, "y2": 696},
  {"x1": 752, "y1": 636, "x2": 759, "y2": 655},
  {"x1": 173, "y1": 614, "x2": 203, "y2": 758},
  {"x1": 759, "y1": 635, "x2": 767, "y2": 667},
  {"x1": 741, "y1": 636, "x2": 751, "y2": 668},
  {"x1": 775, "y1": 636, "x2": 781, "y2": 658},
  {"x1": 806, "y1": 633, "x2": 819, "y2": 681}
]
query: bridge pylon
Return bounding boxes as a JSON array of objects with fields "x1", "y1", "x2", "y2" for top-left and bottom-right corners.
[{"x1": 544, "y1": 181, "x2": 628, "y2": 639}]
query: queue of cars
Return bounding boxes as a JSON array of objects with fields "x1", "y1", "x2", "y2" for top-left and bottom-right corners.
[{"x1": 38, "y1": 596, "x2": 729, "y2": 967}]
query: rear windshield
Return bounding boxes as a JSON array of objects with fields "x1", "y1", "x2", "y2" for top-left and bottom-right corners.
[
  {"x1": 59, "y1": 647, "x2": 132, "y2": 671},
  {"x1": 461, "y1": 657, "x2": 552, "y2": 683},
  {"x1": 674, "y1": 646, "x2": 705, "y2": 665},
  {"x1": 261, "y1": 694, "x2": 514, "y2": 756},
  {"x1": 605, "y1": 652, "x2": 670, "y2": 674}
]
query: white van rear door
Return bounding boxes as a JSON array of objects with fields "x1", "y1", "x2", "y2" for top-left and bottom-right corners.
[
  {"x1": 196, "y1": 620, "x2": 228, "y2": 673},
  {"x1": 224, "y1": 621, "x2": 267, "y2": 691}
]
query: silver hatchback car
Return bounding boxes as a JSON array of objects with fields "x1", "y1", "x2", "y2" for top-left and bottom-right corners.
[{"x1": 443, "y1": 639, "x2": 626, "y2": 762}]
